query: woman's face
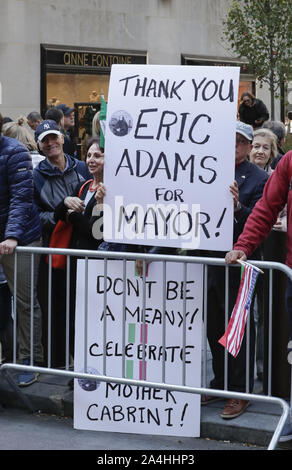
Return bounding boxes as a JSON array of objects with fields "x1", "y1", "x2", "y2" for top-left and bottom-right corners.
[
  {"x1": 242, "y1": 95, "x2": 252, "y2": 107},
  {"x1": 86, "y1": 143, "x2": 104, "y2": 176},
  {"x1": 250, "y1": 135, "x2": 272, "y2": 169}
]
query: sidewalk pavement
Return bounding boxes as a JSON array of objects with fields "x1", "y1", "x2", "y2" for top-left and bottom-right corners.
[{"x1": 0, "y1": 356, "x2": 291, "y2": 450}]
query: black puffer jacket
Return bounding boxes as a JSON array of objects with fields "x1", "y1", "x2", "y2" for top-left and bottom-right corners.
[{"x1": 0, "y1": 135, "x2": 41, "y2": 244}]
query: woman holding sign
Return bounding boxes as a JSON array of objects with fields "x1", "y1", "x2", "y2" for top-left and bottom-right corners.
[
  {"x1": 53, "y1": 137, "x2": 106, "y2": 250},
  {"x1": 54, "y1": 136, "x2": 130, "y2": 252},
  {"x1": 52, "y1": 137, "x2": 106, "y2": 381},
  {"x1": 54, "y1": 137, "x2": 145, "y2": 377}
]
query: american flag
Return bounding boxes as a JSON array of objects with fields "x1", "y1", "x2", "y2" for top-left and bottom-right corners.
[{"x1": 218, "y1": 262, "x2": 260, "y2": 358}]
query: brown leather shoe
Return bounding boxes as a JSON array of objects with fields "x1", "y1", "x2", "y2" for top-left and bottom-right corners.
[
  {"x1": 220, "y1": 399, "x2": 249, "y2": 419},
  {"x1": 201, "y1": 394, "x2": 222, "y2": 405}
]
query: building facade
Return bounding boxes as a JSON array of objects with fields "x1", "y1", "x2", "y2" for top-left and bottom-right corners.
[{"x1": 0, "y1": 0, "x2": 287, "y2": 156}]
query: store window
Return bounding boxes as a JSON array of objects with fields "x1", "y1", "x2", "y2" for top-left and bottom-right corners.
[
  {"x1": 46, "y1": 72, "x2": 109, "y2": 158},
  {"x1": 46, "y1": 73, "x2": 110, "y2": 107},
  {"x1": 41, "y1": 44, "x2": 147, "y2": 159}
]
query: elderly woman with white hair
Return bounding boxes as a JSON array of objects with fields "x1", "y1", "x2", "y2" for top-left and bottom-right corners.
[{"x1": 249, "y1": 128, "x2": 278, "y2": 173}]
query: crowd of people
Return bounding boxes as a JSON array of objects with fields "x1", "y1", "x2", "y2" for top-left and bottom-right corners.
[
  {"x1": 0, "y1": 94, "x2": 292, "y2": 440},
  {"x1": 0, "y1": 104, "x2": 144, "y2": 378}
]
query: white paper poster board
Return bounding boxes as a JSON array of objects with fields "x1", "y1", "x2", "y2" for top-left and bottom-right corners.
[
  {"x1": 74, "y1": 259, "x2": 203, "y2": 437},
  {"x1": 102, "y1": 64, "x2": 239, "y2": 251}
]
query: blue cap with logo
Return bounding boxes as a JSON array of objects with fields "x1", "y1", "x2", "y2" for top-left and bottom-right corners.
[{"x1": 35, "y1": 119, "x2": 62, "y2": 142}]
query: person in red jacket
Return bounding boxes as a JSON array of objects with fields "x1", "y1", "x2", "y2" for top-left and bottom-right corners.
[
  {"x1": 201, "y1": 121, "x2": 269, "y2": 420},
  {"x1": 225, "y1": 150, "x2": 292, "y2": 441},
  {"x1": 226, "y1": 150, "x2": 292, "y2": 269}
]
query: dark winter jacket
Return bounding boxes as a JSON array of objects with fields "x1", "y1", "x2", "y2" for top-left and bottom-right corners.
[
  {"x1": 33, "y1": 154, "x2": 91, "y2": 245},
  {"x1": 238, "y1": 98, "x2": 269, "y2": 128},
  {"x1": 0, "y1": 135, "x2": 41, "y2": 244},
  {"x1": 54, "y1": 179, "x2": 103, "y2": 251}
]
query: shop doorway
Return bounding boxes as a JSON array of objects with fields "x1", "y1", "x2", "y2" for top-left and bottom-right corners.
[
  {"x1": 74, "y1": 101, "x2": 101, "y2": 160},
  {"x1": 46, "y1": 72, "x2": 108, "y2": 159},
  {"x1": 238, "y1": 80, "x2": 255, "y2": 114}
]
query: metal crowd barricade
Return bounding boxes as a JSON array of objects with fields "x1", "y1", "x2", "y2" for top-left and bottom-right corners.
[{"x1": 0, "y1": 246, "x2": 291, "y2": 450}]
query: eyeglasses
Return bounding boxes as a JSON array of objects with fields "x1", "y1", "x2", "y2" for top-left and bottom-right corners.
[{"x1": 242, "y1": 98, "x2": 251, "y2": 104}]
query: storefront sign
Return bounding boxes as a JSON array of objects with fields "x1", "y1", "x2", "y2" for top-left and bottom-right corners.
[{"x1": 42, "y1": 45, "x2": 147, "y2": 72}]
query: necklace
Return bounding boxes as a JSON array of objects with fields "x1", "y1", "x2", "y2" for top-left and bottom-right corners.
[{"x1": 88, "y1": 180, "x2": 101, "y2": 192}]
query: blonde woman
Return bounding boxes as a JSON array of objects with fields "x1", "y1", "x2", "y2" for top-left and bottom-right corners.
[{"x1": 2, "y1": 116, "x2": 45, "y2": 168}]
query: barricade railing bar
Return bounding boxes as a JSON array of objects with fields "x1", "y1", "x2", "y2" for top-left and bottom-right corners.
[
  {"x1": 2, "y1": 362, "x2": 290, "y2": 451},
  {"x1": 1, "y1": 246, "x2": 292, "y2": 450}
]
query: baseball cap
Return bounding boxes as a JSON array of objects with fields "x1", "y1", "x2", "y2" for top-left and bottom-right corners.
[
  {"x1": 35, "y1": 119, "x2": 62, "y2": 142},
  {"x1": 56, "y1": 104, "x2": 75, "y2": 116},
  {"x1": 236, "y1": 121, "x2": 254, "y2": 141}
]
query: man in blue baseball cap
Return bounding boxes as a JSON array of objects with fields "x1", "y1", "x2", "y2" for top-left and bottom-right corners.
[
  {"x1": 35, "y1": 118, "x2": 63, "y2": 143},
  {"x1": 34, "y1": 119, "x2": 90, "y2": 367}
]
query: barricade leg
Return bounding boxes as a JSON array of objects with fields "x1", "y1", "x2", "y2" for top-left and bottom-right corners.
[{"x1": 1, "y1": 243, "x2": 44, "y2": 366}]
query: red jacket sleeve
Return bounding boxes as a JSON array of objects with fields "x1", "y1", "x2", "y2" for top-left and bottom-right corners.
[{"x1": 234, "y1": 151, "x2": 292, "y2": 257}]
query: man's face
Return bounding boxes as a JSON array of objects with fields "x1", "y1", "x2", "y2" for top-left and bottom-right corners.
[
  {"x1": 28, "y1": 119, "x2": 42, "y2": 131},
  {"x1": 235, "y1": 133, "x2": 251, "y2": 165},
  {"x1": 64, "y1": 112, "x2": 75, "y2": 129},
  {"x1": 39, "y1": 133, "x2": 64, "y2": 159}
]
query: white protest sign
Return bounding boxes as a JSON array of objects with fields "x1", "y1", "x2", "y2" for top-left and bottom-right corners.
[
  {"x1": 102, "y1": 64, "x2": 239, "y2": 250},
  {"x1": 74, "y1": 259, "x2": 203, "y2": 437}
]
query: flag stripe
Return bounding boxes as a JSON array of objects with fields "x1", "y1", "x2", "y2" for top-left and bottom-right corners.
[
  {"x1": 223, "y1": 268, "x2": 250, "y2": 352},
  {"x1": 229, "y1": 265, "x2": 255, "y2": 354},
  {"x1": 226, "y1": 266, "x2": 252, "y2": 353},
  {"x1": 227, "y1": 265, "x2": 254, "y2": 354},
  {"x1": 219, "y1": 263, "x2": 259, "y2": 357}
]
